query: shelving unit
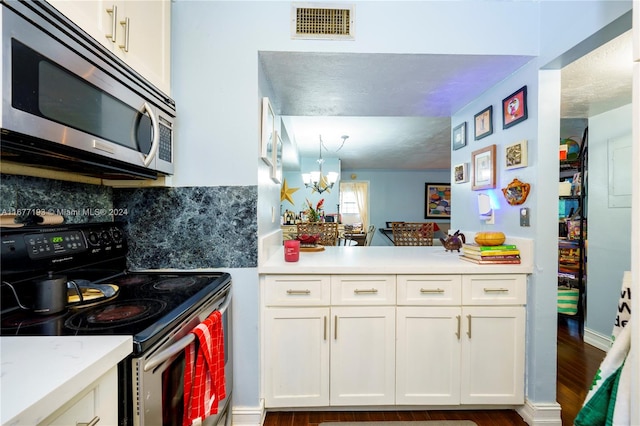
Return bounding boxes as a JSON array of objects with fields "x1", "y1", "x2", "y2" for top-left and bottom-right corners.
[{"x1": 558, "y1": 128, "x2": 588, "y2": 324}]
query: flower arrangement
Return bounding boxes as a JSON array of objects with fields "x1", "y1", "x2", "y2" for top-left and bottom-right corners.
[{"x1": 304, "y1": 198, "x2": 324, "y2": 222}]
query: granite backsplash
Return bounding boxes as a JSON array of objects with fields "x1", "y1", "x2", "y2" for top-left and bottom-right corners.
[
  {"x1": 0, "y1": 174, "x2": 113, "y2": 222},
  {"x1": 113, "y1": 186, "x2": 257, "y2": 269},
  {"x1": 1, "y1": 174, "x2": 257, "y2": 269}
]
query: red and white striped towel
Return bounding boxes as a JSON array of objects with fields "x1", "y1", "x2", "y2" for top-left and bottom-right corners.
[{"x1": 183, "y1": 310, "x2": 226, "y2": 426}]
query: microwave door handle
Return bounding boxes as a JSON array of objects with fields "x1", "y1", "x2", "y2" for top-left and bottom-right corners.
[
  {"x1": 143, "y1": 289, "x2": 231, "y2": 372},
  {"x1": 141, "y1": 102, "x2": 159, "y2": 167}
]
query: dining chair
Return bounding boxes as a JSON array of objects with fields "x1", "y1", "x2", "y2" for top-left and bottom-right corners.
[
  {"x1": 297, "y1": 222, "x2": 339, "y2": 246},
  {"x1": 391, "y1": 222, "x2": 434, "y2": 246},
  {"x1": 364, "y1": 225, "x2": 376, "y2": 246}
]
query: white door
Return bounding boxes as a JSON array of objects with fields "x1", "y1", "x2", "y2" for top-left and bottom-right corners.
[
  {"x1": 396, "y1": 306, "x2": 461, "y2": 404},
  {"x1": 460, "y1": 306, "x2": 525, "y2": 404},
  {"x1": 263, "y1": 307, "x2": 330, "y2": 407},
  {"x1": 330, "y1": 306, "x2": 395, "y2": 405}
]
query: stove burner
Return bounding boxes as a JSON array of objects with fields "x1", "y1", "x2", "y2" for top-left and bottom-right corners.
[
  {"x1": 65, "y1": 299, "x2": 167, "y2": 331},
  {"x1": 1, "y1": 310, "x2": 67, "y2": 329},
  {"x1": 89, "y1": 304, "x2": 147, "y2": 323},
  {"x1": 115, "y1": 275, "x2": 154, "y2": 286},
  {"x1": 152, "y1": 276, "x2": 198, "y2": 291}
]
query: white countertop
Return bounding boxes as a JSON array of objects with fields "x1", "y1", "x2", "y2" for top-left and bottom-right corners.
[
  {"x1": 259, "y1": 242, "x2": 534, "y2": 275},
  {"x1": 1, "y1": 335, "x2": 132, "y2": 426}
]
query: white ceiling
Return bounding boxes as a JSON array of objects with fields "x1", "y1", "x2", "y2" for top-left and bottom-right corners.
[{"x1": 260, "y1": 31, "x2": 632, "y2": 171}]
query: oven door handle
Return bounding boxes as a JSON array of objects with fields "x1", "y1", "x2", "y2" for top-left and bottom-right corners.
[{"x1": 143, "y1": 288, "x2": 231, "y2": 372}]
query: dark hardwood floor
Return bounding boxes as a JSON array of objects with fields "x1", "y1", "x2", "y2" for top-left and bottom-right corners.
[{"x1": 263, "y1": 316, "x2": 605, "y2": 426}]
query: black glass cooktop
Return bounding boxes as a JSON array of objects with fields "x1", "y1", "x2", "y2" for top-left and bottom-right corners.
[{"x1": 0, "y1": 271, "x2": 231, "y2": 354}]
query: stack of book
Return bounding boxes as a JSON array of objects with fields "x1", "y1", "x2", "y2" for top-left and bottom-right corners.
[{"x1": 460, "y1": 243, "x2": 521, "y2": 264}]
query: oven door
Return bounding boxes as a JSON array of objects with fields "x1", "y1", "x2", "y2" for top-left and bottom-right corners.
[{"x1": 134, "y1": 284, "x2": 232, "y2": 426}]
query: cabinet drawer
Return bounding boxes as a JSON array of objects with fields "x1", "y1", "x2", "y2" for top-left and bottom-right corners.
[
  {"x1": 264, "y1": 275, "x2": 331, "y2": 306},
  {"x1": 397, "y1": 275, "x2": 462, "y2": 305},
  {"x1": 462, "y1": 275, "x2": 526, "y2": 305},
  {"x1": 331, "y1": 275, "x2": 396, "y2": 305}
]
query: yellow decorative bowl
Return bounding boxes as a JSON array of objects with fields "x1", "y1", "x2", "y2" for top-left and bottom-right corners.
[{"x1": 474, "y1": 231, "x2": 506, "y2": 246}]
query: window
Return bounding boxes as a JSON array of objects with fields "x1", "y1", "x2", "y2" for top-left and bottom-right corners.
[{"x1": 339, "y1": 181, "x2": 369, "y2": 227}]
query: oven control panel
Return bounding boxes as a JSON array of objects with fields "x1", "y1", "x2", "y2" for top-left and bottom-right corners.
[
  {"x1": 1, "y1": 223, "x2": 128, "y2": 277},
  {"x1": 24, "y1": 230, "x2": 86, "y2": 259}
]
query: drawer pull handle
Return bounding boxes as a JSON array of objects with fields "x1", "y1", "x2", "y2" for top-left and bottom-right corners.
[
  {"x1": 420, "y1": 288, "x2": 444, "y2": 294},
  {"x1": 334, "y1": 315, "x2": 338, "y2": 340},
  {"x1": 77, "y1": 416, "x2": 100, "y2": 426},
  {"x1": 286, "y1": 289, "x2": 311, "y2": 295},
  {"x1": 354, "y1": 288, "x2": 378, "y2": 294},
  {"x1": 483, "y1": 288, "x2": 509, "y2": 293},
  {"x1": 119, "y1": 17, "x2": 130, "y2": 52},
  {"x1": 467, "y1": 314, "x2": 472, "y2": 338},
  {"x1": 455, "y1": 315, "x2": 461, "y2": 339},
  {"x1": 105, "y1": 6, "x2": 117, "y2": 42},
  {"x1": 324, "y1": 316, "x2": 327, "y2": 340}
]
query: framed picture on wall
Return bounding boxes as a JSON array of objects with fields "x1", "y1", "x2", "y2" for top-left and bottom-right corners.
[
  {"x1": 502, "y1": 86, "x2": 528, "y2": 129},
  {"x1": 425, "y1": 182, "x2": 451, "y2": 218},
  {"x1": 452, "y1": 122, "x2": 467, "y2": 150},
  {"x1": 505, "y1": 139, "x2": 528, "y2": 170},
  {"x1": 271, "y1": 130, "x2": 283, "y2": 183},
  {"x1": 471, "y1": 144, "x2": 497, "y2": 190},
  {"x1": 474, "y1": 106, "x2": 493, "y2": 140},
  {"x1": 261, "y1": 97, "x2": 275, "y2": 167},
  {"x1": 453, "y1": 163, "x2": 469, "y2": 184}
]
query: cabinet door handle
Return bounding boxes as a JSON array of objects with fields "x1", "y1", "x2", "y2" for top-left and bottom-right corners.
[
  {"x1": 119, "y1": 17, "x2": 130, "y2": 52},
  {"x1": 455, "y1": 315, "x2": 461, "y2": 339},
  {"x1": 420, "y1": 288, "x2": 444, "y2": 294},
  {"x1": 354, "y1": 288, "x2": 378, "y2": 294},
  {"x1": 483, "y1": 287, "x2": 509, "y2": 293},
  {"x1": 467, "y1": 314, "x2": 472, "y2": 338},
  {"x1": 105, "y1": 5, "x2": 117, "y2": 42},
  {"x1": 323, "y1": 316, "x2": 327, "y2": 340},
  {"x1": 286, "y1": 289, "x2": 311, "y2": 295},
  {"x1": 77, "y1": 416, "x2": 100, "y2": 426},
  {"x1": 334, "y1": 315, "x2": 338, "y2": 340}
]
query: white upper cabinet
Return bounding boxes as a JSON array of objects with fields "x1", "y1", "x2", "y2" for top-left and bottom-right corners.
[{"x1": 47, "y1": 0, "x2": 171, "y2": 95}]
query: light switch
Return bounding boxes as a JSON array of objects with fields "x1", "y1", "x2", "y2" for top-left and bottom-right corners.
[{"x1": 520, "y1": 207, "x2": 530, "y2": 227}]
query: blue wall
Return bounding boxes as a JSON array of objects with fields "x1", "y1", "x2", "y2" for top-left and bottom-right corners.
[
  {"x1": 587, "y1": 104, "x2": 633, "y2": 337},
  {"x1": 171, "y1": 0, "x2": 633, "y2": 416}
]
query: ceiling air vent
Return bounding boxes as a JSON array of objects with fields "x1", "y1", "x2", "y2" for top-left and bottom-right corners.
[{"x1": 291, "y1": 3, "x2": 355, "y2": 40}]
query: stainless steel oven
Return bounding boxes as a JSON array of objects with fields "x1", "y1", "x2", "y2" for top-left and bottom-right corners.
[
  {"x1": 137, "y1": 282, "x2": 232, "y2": 426},
  {"x1": 1, "y1": 0, "x2": 175, "y2": 179},
  {"x1": 0, "y1": 222, "x2": 232, "y2": 426}
]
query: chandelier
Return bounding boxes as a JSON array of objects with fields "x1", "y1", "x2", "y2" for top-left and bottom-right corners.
[{"x1": 301, "y1": 135, "x2": 346, "y2": 194}]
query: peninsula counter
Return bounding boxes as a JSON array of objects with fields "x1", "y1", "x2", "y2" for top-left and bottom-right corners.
[{"x1": 259, "y1": 241, "x2": 532, "y2": 412}]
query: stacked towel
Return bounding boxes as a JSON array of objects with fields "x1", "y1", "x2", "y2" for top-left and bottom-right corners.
[
  {"x1": 183, "y1": 310, "x2": 226, "y2": 426},
  {"x1": 575, "y1": 271, "x2": 631, "y2": 426}
]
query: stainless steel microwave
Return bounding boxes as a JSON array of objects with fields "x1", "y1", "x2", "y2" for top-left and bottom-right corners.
[{"x1": 1, "y1": 0, "x2": 175, "y2": 180}]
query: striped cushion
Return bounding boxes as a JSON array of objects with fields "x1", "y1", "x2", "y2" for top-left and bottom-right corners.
[{"x1": 558, "y1": 286, "x2": 579, "y2": 315}]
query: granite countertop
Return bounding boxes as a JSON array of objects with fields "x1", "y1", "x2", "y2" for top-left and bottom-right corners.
[
  {"x1": 1, "y1": 335, "x2": 132, "y2": 425},
  {"x1": 259, "y1": 243, "x2": 534, "y2": 275}
]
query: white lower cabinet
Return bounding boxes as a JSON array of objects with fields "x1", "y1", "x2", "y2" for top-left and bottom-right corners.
[
  {"x1": 396, "y1": 306, "x2": 462, "y2": 404},
  {"x1": 330, "y1": 306, "x2": 396, "y2": 405},
  {"x1": 264, "y1": 307, "x2": 330, "y2": 407},
  {"x1": 263, "y1": 273, "x2": 526, "y2": 409},
  {"x1": 41, "y1": 366, "x2": 118, "y2": 426},
  {"x1": 460, "y1": 306, "x2": 525, "y2": 404}
]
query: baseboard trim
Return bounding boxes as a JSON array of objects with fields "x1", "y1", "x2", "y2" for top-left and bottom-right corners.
[
  {"x1": 584, "y1": 326, "x2": 611, "y2": 352},
  {"x1": 517, "y1": 399, "x2": 562, "y2": 425},
  {"x1": 232, "y1": 400, "x2": 265, "y2": 426}
]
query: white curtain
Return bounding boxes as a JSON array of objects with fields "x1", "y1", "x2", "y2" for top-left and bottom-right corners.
[{"x1": 341, "y1": 181, "x2": 368, "y2": 227}]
